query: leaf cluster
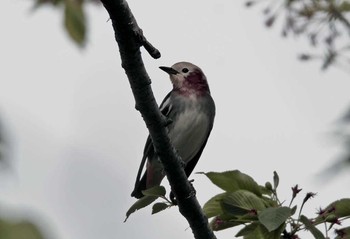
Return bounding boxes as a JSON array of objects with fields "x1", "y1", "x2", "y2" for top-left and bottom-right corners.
[
  {"x1": 125, "y1": 185, "x2": 174, "y2": 222},
  {"x1": 124, "y1": 170, "x2": 350, "y2": 238},
  {"x1": 202, "y1": 170, "x2": 350, "y2": 239}
]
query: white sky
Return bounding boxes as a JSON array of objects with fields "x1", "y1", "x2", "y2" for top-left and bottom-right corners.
[{"x1": 0, "y1": 0, "x2": 350, "y2": 238}]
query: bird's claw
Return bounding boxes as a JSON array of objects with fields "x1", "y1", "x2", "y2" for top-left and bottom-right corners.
[
  {"x1": 169, "y1": 180, "x2": 196, "y2": 205},
  {"x1": 161, "y1": 115, "x2": 173, "y2": 127},
  {"x1": 187, "y1": 179, "x2": 196, "y2": 198}
]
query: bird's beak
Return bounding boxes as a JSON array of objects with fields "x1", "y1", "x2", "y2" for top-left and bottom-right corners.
[{"x1": 159, "y1": 66, "x2": 179, "y2": 75}]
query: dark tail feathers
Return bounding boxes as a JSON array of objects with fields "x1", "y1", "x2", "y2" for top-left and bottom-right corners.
[{"x1": 131, "y1": 172, "x2": 147, "y2": 198}]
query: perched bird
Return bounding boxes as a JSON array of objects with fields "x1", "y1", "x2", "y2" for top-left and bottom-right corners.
[{"x1": 131, "y1": 62, "x2": 215, "y2": 198}]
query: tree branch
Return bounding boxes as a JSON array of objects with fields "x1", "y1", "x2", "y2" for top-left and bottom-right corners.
[{"x1": 99, "y1": 0, "x2": 216, "y2": 239}]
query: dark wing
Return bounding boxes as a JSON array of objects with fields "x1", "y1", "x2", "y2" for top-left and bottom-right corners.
[
  {"x1": 184, "y1": 128, "x2": 212, "y2": 177},
  {"x1": 159, "y1": 91, "x2": 173, "y2": 116},
  {"x1": 132, "y1": 135, "x2": 152, "y2": 189},
  {"x1": 131, "y1": 91, "x2": 173, "y2": 198},
  {"x1": 131, "y1": 135, "x2": 154, "y2": 198}
]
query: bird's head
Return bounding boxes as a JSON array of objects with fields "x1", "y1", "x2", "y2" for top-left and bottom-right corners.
[{"x1": 159, "y1": 62, "x2": 210, "y2": 95}]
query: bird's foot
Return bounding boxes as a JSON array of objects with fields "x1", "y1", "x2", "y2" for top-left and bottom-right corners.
[
  {"x1": 169, "y1": 180, "x2": 196, "y2": 205},
  {"x1": 187, "y1": 179, "x2": 196, "y2": 199},
  {"x1": 161, "y1": 115, "x2": 173, "y2": 127}
]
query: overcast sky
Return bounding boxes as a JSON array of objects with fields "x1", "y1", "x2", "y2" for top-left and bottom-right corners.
[{"x1": 1, "y1": 0, "x2": 350, "y2": 238}]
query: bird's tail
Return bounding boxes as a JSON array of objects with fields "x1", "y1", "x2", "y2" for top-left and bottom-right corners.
[{"x1": 131, "y1": 172, "x2": 147, "y2": 198}]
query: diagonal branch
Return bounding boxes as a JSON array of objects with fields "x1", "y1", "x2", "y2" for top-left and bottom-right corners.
[{"x1": 99, "y1": 0, "x2": 216, "y2": 239}]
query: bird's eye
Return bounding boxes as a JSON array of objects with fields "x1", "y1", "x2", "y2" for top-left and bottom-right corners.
[{"x1": 182, "y1": 68, "x2": 189, "y2": 73}]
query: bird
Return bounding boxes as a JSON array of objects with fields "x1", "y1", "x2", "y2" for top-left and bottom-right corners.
[{"x1": 131, "y1": 62, "x2": 215, "y2": 199}]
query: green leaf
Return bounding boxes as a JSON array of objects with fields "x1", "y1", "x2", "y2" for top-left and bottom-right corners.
[
  {"x1": 124, "y1": 195, "x2": 158, "y2": 222},
  {"x1": 152, "y1": 202, "x2": 168, "y2": 214},
  {"x1": 299, "y1": 215, "x2": 326, "y2": 239},
  {"x1": 64, "y1": 0, "x2": 86, "y2": 46},
  {"x1": 236, "y1": 222, "x2": 259, "y2": 237},
  {"x1": 222, "y1": 190, "x2": 266, "y2": 217},
  {"x1": 201, "y1": 170, "x2": 262, "y2": 196},
  {"x1": 243, "y1": 223, "x2": 285, "y2": 239},
  {"x1": 260, "y1": 196, "x2": 278, "y2": 208},
  {"x1": 203, "y1": 193, "x2": 226, "y2": 218},
  {"x1": 263, "y1": 182, "x2": 273, "y2": 193},
  {"x1": 258, "y1": 207, "x2": 291, "y2": 232},
  {"x1": 325, "y1": 198, "x2": 350, "y2": 218},
  {"x1": 324, "y1": 214, "x2": 337, "y2": 223},
  {"x1": 244, "y1": 224, "x2": 268, "y2": 239},
  {"x1": 315, "y1": 198, "x2": 350, "y2": 225},
  {"x1": 0, "y1": 219, "x2": 45, "y2": 239},
  {"x1": 142, "y1": 185, "x2": 166, "y2": 197},
  {"x1": 291, "y1": 205, "x2": 297, "y2": 215},
  {"x1": 273, "y1": 171, "x2": 279, "y2": 189}
]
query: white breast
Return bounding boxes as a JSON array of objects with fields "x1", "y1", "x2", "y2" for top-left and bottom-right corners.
[{"x1": 168, "y1": 107, "x2": 209, "y2": 163}]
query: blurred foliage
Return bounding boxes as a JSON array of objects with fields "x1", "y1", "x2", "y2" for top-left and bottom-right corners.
[
  {"x1": 126, "y1": 170, "x2": 350, "y2": 239},
  {"x1": 246, "y1": 0, "x2": 350, "y2": 70},
  {"x1": 337, "y1": 105, "x2": 350, "y2": 166},
  {"x1": 318, "y1": 105, "x2": 350, "y2": 180},
  {"x1": 1, "y1": 120, "x2": 50, "y2": 238},
  {"x1": 0, "y1": 121, "x2": 4, "y2": 164},
  {"x1": 63, "y1": 0, "x2": 86, "y2": 45},
  {"x1": 245, "y1": 0, "x2": 350, "y2": 178},
  {"x1": 32, "y1": 0, "x2": 350, "y2": 70},
  {"x1": 0, "y1": 219, "x2": 46, "y2": 239},
  {"x1": 0, "y1": 119, "x2": 9, "y2": 170},
  {"x1": 33, "y1": 0, "x2": 101, "y2": 47}
]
